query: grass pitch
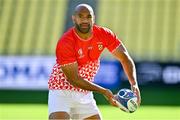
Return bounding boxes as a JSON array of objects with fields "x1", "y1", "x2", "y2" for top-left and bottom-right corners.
[{"x1": 0, "y1": 104, "x2": 179, "y2": 120}]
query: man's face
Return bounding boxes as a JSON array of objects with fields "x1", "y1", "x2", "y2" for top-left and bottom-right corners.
[{"x1": 72, "y1": 7, "x2": 94, "y2": 34}]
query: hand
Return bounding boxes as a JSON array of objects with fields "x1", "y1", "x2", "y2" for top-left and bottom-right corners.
[
  {"x1": 131, "y1": 84, "x2": 141, "y2": 106},
  {"x1": 102, "y1": 89, "x2": 119, "y2": 107},
  {"x1": 114, "y1": 95, "x2": 129, "y2": 112}
]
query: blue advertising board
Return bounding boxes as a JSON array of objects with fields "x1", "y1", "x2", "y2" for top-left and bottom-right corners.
[{"x1": 0, "y1": 56, "x2": 122, "y2": 90}]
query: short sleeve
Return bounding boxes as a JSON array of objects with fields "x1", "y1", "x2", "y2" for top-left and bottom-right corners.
[
  {"x1": 56, "y1": 38, "x2": 77, "y2": 65},
  {"x1": 102, "y1": 28, "x2": 121, "y2": 52}
]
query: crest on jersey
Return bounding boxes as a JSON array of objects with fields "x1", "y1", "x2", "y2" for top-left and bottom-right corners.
[{"x1": 98, "y1": 44, "x2": 103, "y2": 51}]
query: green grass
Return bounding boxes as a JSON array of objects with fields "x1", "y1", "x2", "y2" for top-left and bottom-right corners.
[{"x1": 0, "y1": 104, "x2": 180, "y2": 120}]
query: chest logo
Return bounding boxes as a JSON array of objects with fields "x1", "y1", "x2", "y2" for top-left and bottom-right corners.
[
  {"x1": 98, "y1": 44, "x2": 103, "y2": 51},
  {"x1": 78, "y1": 48, "x2": 84, "y2": 58}
]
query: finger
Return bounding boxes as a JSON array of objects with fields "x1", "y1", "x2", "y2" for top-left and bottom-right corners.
[
  {"x1": 110, "y1": 98, "x2": 119, "y2": 107},
  {"x1": 137, "y1": 95, "x2": 141, "y2": 106},
  {"x1": 113, "y1": 100, "x2": 119, "y2": 107},
  {"x1": 138, "y1": 96, "x2": 141, "y2": 106},
  {"x1": 133, "y1": 89, "x2": 141, "y2": 105}
]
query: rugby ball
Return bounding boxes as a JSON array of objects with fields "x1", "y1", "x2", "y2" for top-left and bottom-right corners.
[{"x1": 116, "y1": 88, "x2": 138, "y2": 113}]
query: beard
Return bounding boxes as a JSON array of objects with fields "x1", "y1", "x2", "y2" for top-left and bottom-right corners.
[{"x1": 74, "y1": 23, "x2": 91, "y2": 34}]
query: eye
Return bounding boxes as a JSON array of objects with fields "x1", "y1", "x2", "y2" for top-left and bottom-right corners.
[
  {"x1": 78, "y1": 14, "x2": 83, "y2": 18},
  {"x1": 88, "y1": 15, "x2": 92, "y2": 18}
]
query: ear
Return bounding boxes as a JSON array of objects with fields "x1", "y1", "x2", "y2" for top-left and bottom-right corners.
[
  {"x1": 93, "y1": 15, "x2": 95, "y2": 24},
  {"x1": 72, "y1": 15, "x2": 75, "y2": 24}
]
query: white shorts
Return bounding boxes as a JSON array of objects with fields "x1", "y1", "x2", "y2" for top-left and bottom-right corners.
[{"x1": 48, "y1": 90, "x2": 101, "y2": 119}]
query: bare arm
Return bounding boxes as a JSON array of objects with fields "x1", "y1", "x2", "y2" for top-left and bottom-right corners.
[
  {"x1": 61, "y1": 63, "x2": 118, "y2": 107},
  {"x1": 112, "y1": 43, "x2": 141, "y2": 105}
]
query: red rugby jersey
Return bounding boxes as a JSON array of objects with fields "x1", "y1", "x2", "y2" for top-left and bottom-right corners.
[{"x1": 48, "y1": 25, "x2": 121, "y2": 92}]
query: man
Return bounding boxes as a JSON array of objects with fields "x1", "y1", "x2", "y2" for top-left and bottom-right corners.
[{"x1": 48, "y1": 3, "x2": 141, "y2": 120}]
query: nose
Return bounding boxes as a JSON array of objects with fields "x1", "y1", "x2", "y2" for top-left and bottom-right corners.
[{"x1": 81, "y1": 18, "x2": 89, "y2": 23}]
